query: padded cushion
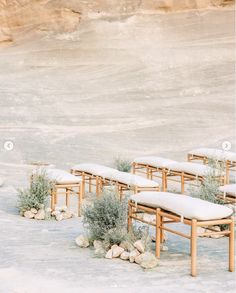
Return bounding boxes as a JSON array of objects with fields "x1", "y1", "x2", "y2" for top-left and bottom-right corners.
[
  {"x1": 219, "y1": 184, "x2": 236, "y2": 197},
  {"x1": 130, "y1": 192, "x2": 233, "y2": 220},
  {"x1": 45, "y1": 169, "x2": 82, "y2": 184},
  {"x1": 189, "y1": 148, "x2": 236, "y2": 162},
  {"x1": 71, "y1": 163, "x2": 115, "y2": 178},
  {"x1": 133, "y1": 156, "x2": 177, "y2": 168},
  {"x1": 110, "y1": 171, "x2": 159, "y2": 188},
  {"x1": 167, "y1": 162, "x2": 218, "y2": 177}
]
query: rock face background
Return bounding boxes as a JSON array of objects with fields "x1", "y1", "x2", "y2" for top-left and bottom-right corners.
[{"x1": 0, "y1": 0, "x2": 234, "y2": 42}]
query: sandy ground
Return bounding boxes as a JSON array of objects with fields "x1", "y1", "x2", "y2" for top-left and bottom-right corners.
[{"x1": 0, "y1": 7, "x2": 235, "y2": 293}]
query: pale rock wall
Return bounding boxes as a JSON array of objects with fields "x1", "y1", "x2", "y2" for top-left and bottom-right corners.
[{"x1": 0, "y1": 0, "x2": 234, "y2": 43}]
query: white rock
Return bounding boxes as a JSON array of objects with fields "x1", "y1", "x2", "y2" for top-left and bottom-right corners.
[
  {"x1": 60, "y1": 205, "x2": 68, "y2": 212},
  {"x1": 111, "y1": 245, "x2": 124, "y2": 258},
  {"x1": 105, "y1": 249, "x2": 113, "y2": 259},
  {"x1": 93, "y1": 240, "x2": 103, "y2": 250},
  {"x1": 75, "y1": 235, "x2": 89, "y2": 248},
  {"x1": 197, "y1": 227, "x2": 206, "y2": 237},
  {"x1": 39, "y1": 204, "x2": 44, "y2": 209},
  {"x1": 34, "y1": 209, "x2": 45, "y2": 220},
  {"x1": 140, "y1": 252, "x2": 158, "y2": 269},
  {"x1": 24, "y1": 211, "x2": 35, "y2": 219},
  {"x1": 30, "y1": 208, "x2": 38, "y2": 214},
  {"x1": 52, "y1": 210, "x2": 60, "y2": 216},
  {"x1": 134, "y1": 254, "x2": 144, "y2": 264},
  {"x1": 55, "y1": 213, "x2": 63, "y2": 221},
  {"x1": 120, "y1": 251, "x2": 130, "y2": 260},
  {"x1": 161, "y1": 245, "x2": 168, "y2": 251},
  {"x1": 45, "y1": 207, "x2": 52, "y2": 213},
  {"x1": 210, "y1": 234, "x2": 224, "y2": 239},
  {"x1": 62, "y1": 211, "x2": 73, "y2": 220},
  {"x1": 119, "y1": 241, "x2": 135, "y2": 252},
  {"x1": 134, "y1": 240, "x2": 145, "y2": 253},
  {"x1": 129, "y1": 249, "x2": 140, "y2": 263}
]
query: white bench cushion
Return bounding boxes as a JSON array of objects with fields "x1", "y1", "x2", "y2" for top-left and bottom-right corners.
[
  {"x1": 45, "y1": 169, "x2": 82, "y2": 185},
  {"x1": 71, "y1": 163, "x2": 115, "y2": 178},
  {"x1": 110, "y1": 171, "x2": 159, "y2": 188},
  {"x1": 167, "y1": 162, "x2": 219, "y2": 177},
  {"x1": 130, "y1": 192, "x2": 233, "y2": 220},
  {"x1": 133, "y1": 156, "x2": 177, "y2": 168},
  {"x1": 189, "y1": 148, "x2": 236, "y2": 162},
  {"x1": 219, "y1": 184, "x2": 236, "y2": 197}
]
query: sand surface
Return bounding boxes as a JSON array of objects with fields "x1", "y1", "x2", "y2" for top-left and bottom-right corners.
[{"x1": 0, "y1": 7, "x2": 235, "y2": 293}]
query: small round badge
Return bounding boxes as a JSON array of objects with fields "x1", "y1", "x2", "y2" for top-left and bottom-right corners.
[
  {"x1": 222, "y1": 141, "x2": 231, "y2": 151},
  {"x1": 4, "y1": 141, "x2": 14, "y2": 151}
]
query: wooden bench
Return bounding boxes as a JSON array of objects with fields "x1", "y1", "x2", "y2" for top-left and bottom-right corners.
[{"x1": 128, "y1": 191, "x2": 234, "y2": 276}]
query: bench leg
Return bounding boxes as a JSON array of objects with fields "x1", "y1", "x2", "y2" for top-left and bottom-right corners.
[
  {"x1": 181, "y1": 173, "x2": 185, "y2": 194},
  {"x1": 191, "y1": 219, "x2": 197, "y2": 277},
  {"x1": 51, "y1": 189, "x2": 55, "y2": 211},
  {"x1": 127, "y1": 202, "x2": 132, "y2": 232},
  {"x1": 88, "y1": 177, "x2": 92, "y2": 193},
  {"x1": 229, "y1": 216, "x2": 235, "y2": 272},
  {"x1": 155, "y1": 208, "x2": 161, "y2": 258},
  {"x1": 66, "y1": 188, "x2": 69, "y2": 207}
]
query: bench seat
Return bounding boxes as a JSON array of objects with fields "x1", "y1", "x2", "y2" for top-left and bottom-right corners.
[
  {"x1": 45, "y1": 169, "x2": 82, "y2": 185},
  {"x1": 133, "y1": 156, "x2": 177, "y2": 168},
  {"x1": 167, "y1": 162, "x2": 221, "y2": 177},
  {"x1": 189, "y1": 148, "x2": 236, "y2": 162},
  {"x1": 71, "y1": 163, "x2": 114, "y2": 178},
  {"x1": 219, "y1": 184, "x2": 236, "y2": 198},
  {"x1": 130, "y1": 192, "x2": 233, "y2": 220},
  {"x1": 110, "y1": 171, "x2": 159, "y2": 188}
]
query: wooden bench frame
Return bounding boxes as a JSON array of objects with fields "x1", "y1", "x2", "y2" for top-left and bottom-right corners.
[
  {"x1": 132, "y1": 162, "x2": 226, "y2": 193},
  {"x1": 128, "y1": 200, "x2": 234, "y2": 277},
  {"x1": 51, "y1": 182, "x2": 83, "y2": 216},
  {"x1": 71, "y1": 169, "x2": 159, "y2": 199},
  {"x1": 187, "y1": 153, "x2": 236, "y2": 184}
]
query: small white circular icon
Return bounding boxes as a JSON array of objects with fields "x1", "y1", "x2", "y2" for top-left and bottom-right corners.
[
  {"x1": 4, "y1": 141, "x2": 14, "y2": 151},
  {"x1": 222, "y1": 141, "x2": 231, "y2": 151}
]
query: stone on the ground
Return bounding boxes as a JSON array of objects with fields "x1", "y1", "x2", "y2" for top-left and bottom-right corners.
[
  {"x1": 134, "y1": 253, "x2": 144, "y2": 264},
  {"x1": 111, "y1": 245, "x2": 124, "y2": 258},
  {"x1": 129, "y1": 249, "x2": 140, "y2": 263},
  {"x1": 34, "y1": 209, "x2": 45, "y2": 220},
  {"x1": 62, "y1": 211, "x2": 73, "y2": 219},
  {"x1": 51, "y1": 210, "x2": 60, "y2": 216},
  {"x1": 55, "y1": 213, "x2": 63, "y2": 221},
  {"x1": 105, "y1": 249, "x2": 113, "y2": 259},
  {"x1": 161, "y1": 245, "x2": 168, "y2": 251},
  {"x1": 120, "y1": 251, "x2": 130, "y2": 260},
  {"x1": 93, "y1": 240, "x2": 103, "y2": 250},
  {"x1": 45, "y1": 207, "x2": 52, "y2": 213},
  {"x1": 95, "y1": 247, "x2": 106, "y2": 257},
  {"x1": 24, "y1": 210, "x2": 35, "y2": 219},
  {"x1": 197, "y1": 227, "x2": 206, "y2": 236},
  {"x1": 139, "y1": 252, "x2": 158, "y2": 269},
  {"x1": 75, "y1": 235, "x2": 89, "y2": 248},
  {"x1": 60, "y1": 206, "x2": 68, "y2": 212},
  {"x1": 119, "y1": 240, "x2": 135, "y2": 252},
  {"x1": 39, "y1": 204, "x2": 44, "y2": 209},
  {"x1": 30, "y1": 208, "x2": 38, "y2": 214},
  {"x1": 134, "y1": 240, "x2": 145, "y2": 253}
]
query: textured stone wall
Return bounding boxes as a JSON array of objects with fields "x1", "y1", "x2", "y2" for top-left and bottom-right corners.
[{"x1": 0, "y1": 0, "x2": 234, "y2": 42}]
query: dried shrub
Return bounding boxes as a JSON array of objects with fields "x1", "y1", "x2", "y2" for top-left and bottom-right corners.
[
  {"x1": 17, "y1": 170, "x2": 54, "y2": 212},
  {"x1": 114, "y1": 157, "x2": 132, "y2": 172}
]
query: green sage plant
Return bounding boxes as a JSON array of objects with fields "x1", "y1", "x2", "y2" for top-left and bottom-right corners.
[
  {"x1": 114, "y1": 157, "x2": 132, "y2": 172},
  {"x1": 17, "y1": 170, "x2": 54, "y2": 212}
]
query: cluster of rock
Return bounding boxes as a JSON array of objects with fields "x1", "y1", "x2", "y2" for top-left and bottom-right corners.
[
  {"x1": 75, "y1": 235, "x2": 169, "y2": 269},
  {"x1": 21, "y1": 205, "x2": 74, "y2": 221},
  {"x1": 197, "y1": 226, "x2": 225, "y2": 239}
]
